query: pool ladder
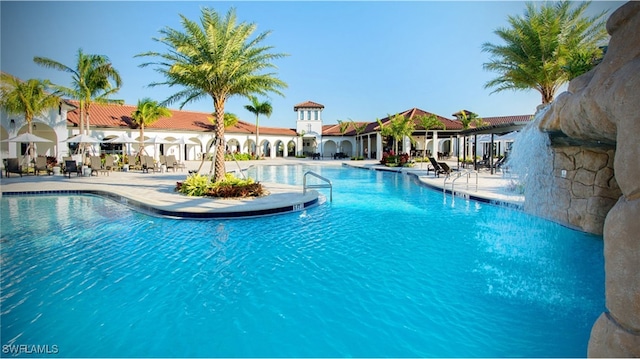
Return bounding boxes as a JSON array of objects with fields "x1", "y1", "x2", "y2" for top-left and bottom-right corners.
[
  {"x1": 303, "y1": 171, "x2": 333, "y2": 202},
  {"x1": 443, "y1": 169, "x2": 478, "y2": 198}
]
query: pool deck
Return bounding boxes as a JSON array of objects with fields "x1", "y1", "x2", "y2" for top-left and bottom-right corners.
[
  {"x1": 345, "y1": 160, "x2": 525, "y2": 207},
  {"x1": 0, "y1": 158, "x2": 524, "y2": 218}
]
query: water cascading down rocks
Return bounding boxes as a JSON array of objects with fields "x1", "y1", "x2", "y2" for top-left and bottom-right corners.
[{"x1": 521, "y1": 2, "x2": 639, "y2": 356}]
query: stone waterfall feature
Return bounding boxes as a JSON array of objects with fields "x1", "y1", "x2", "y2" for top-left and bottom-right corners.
[{"x1": 536, "y1": 2, "x2": 639, "y2": 356}]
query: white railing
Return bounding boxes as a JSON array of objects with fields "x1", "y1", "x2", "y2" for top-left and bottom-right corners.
[
  {"x1": 443, "y1": 169, "x2": 478, "y2": 197},
  {"x1": 303, "y1": 171, "x2": 333, "y2": 202}
]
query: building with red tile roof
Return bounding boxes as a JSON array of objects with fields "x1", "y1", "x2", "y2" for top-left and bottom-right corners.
[{"x1": 1, "y1": 88, "x2": 532, "y2": 162}]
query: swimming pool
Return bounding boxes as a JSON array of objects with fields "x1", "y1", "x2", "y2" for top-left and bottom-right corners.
[{"x1": 0, "y1": 164, "x2": 604, "y2": 357}]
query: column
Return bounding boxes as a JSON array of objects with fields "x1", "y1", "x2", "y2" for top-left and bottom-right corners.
[{"x1": 432, "y1": 130, "x2": 439, "y2": 159}]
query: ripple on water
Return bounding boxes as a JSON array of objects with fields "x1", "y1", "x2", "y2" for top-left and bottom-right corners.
[{"x1": 0, "y1": 169, "x2": 604, "y2": 357}]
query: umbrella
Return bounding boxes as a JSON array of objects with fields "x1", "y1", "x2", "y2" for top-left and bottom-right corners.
[
  {"x1": 1, "y1": 133, "x2": 52, "y2": 143},
  {"x1": 171, "y1": 137, "x2": 197, "y2": 162},
  {"x1": 1, "y1": 133, "x2": 53, "y2": 165},
  {"x1": 63, "y1": 134, "x2": 102, "y2": 163},
  {"x1": 139, "y1": 135, "x2": 170, "y2": 160},
  {"x1": 105, "y1": 134, "x2": 137, "y2": 161},
  {"x1": 171, "y1": 136, "x2": 197, "y2": 145},
  {"x1": 145, "y1": 135, "x2": 171, "y2": 144},
  {"x1": 62, "y1": 134, "x2": 102, "y2": 143},
  {"x1": 105, "y1": 134, "x2": 137, "y2": 144}
]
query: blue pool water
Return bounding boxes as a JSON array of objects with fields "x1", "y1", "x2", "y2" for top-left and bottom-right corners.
[{"x1": 1, "y1": 164, "x2": 604, "y2": 357}]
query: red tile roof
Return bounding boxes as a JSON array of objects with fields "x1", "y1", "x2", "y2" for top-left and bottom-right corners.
[
  {"x1": 66, "y1": 101, "x2": 297, "y2": 136},
  {"x1": 65, "y1": 101, "x2": 531, "y2": 138},
  {"x1": 293, "y1": 101, "x2": 324, "y2": 110},
  {"x1": 367, "y1": 108, "x2": 463, "y2": 133},
  {"x1": 322, "y1": 121, "x2": 370, "y2": 136}
]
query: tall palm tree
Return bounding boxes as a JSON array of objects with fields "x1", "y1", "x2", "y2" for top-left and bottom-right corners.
[
  {"x1": 377, "y1": 114, "x2": 415, "y2": 155},
  {"x1": 131, "y1": 98, "x2": 172, "y2": 157},
  {"x1": 198, "y1": 112, "x2": 240, "y2": 173},
  {"x1": 482, "y1": 1, "x2": 608, "y2": 105},
  {"x1": 137, "y1": 7, "x2": 287, "y2": 182},
  {"x1": 1, "y1": 74, "x2": 60, "y2": 162},
  {"x1": 34, "y1": 48, "x2": 123, "y2": 135},
  {"x1": 244, "y1": 96, "x2": 273, "y2": 157},
  {"x1": 337, "y1": 120, "x2": 351, "y2": 154},
  {"x1": 416, "y1": 114, "x2": 445, "y2": 163},
  {"x1": 350, "y1": 120, "x2": 368, "y2": 158}
]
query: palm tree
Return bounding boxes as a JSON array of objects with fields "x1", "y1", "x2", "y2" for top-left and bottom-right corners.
[
  {"x1": 130, "y1": 98, "x2": 172, "y2": 157},
  {"x1": 296, "y1": 130, "x2": 306, "y2": 156},
  {"x1": 350, "y1": 120, "x2": 368, "y2": 158},
  {"x1": 456, "y1": 110, "x2": 478, "y2": 161},
  {"x1": 0, "y1": 73, "x2": 60, "y2": 161},
  {"x1": 377, "y1": 114, "x2": 415, "y2": 155},
  {"x1": 34, "y1": 48, "x2": 123, "y2": 135},
  {"x1": 482, "y1": 1, "x2": 608, "y2": 105},
  {"x1": 337, "y1": 120, "x2": 351, "y2": 154},
  {"x1": 244, "y1": 96, "x2": 273, "y2": 157},
  {"x1": 137, "y1": 7, "x2": 287, "y2": 182},
  {"x1": 197, "y1": 112, "x2": 240, "y2": 173},
  {"x1": 416, "y1": 114, "x2": 445, "y2": 163}
]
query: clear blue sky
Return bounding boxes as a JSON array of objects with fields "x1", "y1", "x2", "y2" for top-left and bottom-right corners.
[{"x1": 1, "y1": 1, "x2": 624, "y2": 129}]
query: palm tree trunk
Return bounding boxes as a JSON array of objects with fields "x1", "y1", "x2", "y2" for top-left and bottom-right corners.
[
  {"x1": 78, "y1": 100, "x2": 85, "y2": 148},
  {"x1": 85, "y1": 109, "x2": 91, "y2": 136},
  {"x1": 139, "y1": 124, "x2": 145, "y2": 158},
  {"x1": 541, "y1": 87, "x2": 554, "y2": 105},
  {"x1": 255, "y1": 114, "x2": 260, "y2": 157},
  {"x1": 213, "y1": 98, "x2": 227, "y2": 182}
]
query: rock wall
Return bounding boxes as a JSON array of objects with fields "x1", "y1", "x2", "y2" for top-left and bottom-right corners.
[
  {"x1": 527, "y1": 145, "x2": 620, "y2": 235},
  {"x1": 538, "y1": 2, "x2": 640, "y2": 356}
]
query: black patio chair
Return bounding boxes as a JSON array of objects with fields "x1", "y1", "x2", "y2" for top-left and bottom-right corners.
[
  {"x1": 4, "y1": 158, "x2": 23, "y2": 178},
  {"x1": 64, "y1": 160, "x2": 81, "y2": 178}
]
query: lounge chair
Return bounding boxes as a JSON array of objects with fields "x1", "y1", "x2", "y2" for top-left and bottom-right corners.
[
  {"x1": 4, "y1": 158, "x2": 23, "y2": 177},
  {"x1": 165, "y1": 155, "x2": 178, "y2": 172},
  {"x1": 427, "y1": 157, "x2": 453, "y2": 177},
  {"x1": 129, "y1": 156, "x2": 142, "y2": 171},
  {"x1": 439, "y1": 162, "x2": 453, "y2": 176},
  {"x1": 34, "y1": 157, "x2": 52, "y2": 175},
  {"x1": 427, "y1": 157, "x2": 445, "y2": 177},
  {"x1": 64, "y1": 160, "x2": 81, "y2": 178},
  {"x1": 89, "y1": 156, "x2": 102, "y2": 176},
  {"x1": 104, "y1": 155, "x2": 116, "y2": 171},
  {"x1": 142, "y1": 156, "x2": 158, "y2": 173}
]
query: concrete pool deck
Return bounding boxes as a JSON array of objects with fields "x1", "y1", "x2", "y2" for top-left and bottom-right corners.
[{"x1": 0, "y1": 158, "x2": 524, "y2": 218}]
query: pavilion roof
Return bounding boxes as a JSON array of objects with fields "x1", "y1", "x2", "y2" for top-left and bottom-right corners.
[{"x1": 66, "y1": 101, "x2": 297, "y2": 136}]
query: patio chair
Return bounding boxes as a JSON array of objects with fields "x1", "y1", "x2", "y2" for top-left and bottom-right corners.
[
  {"x1": 165, "y1": 155, "x2": 178, "y2": 172},
  {"x1": 64, "y1": 160, "x2": 81, "y2": 178},
  {"x1": 104, "y1": 155, "x2": 117, "y2": 171},
  {"x1": 427, "y1": 157, "x2": 446, "y2": 177},
  {"x1": 129, "y1": 156, "x2": 143, "y2": 171},
  {"x1": 439, "y1": 162, "x2": 453, "y2": 176},
  {"x1": 89, "y1": 156, "x2": 103, "y2": 176},
  {"x1": 142, "y1": 156, "x2": 159, "y2": 173},
  {"x1": 34, "y1": 157, "x2": 52, "y2": 175},
  {"x1": 4, "y1": 158, "x2": 23, "y2": 178}
]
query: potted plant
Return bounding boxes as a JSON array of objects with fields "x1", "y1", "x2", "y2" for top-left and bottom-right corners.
[{"x1": 48, "y1": 156, "x2": 61, "y2": 175}]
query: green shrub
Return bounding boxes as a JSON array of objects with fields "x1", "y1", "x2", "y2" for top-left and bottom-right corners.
[
  {"x1": 224, "y1": 152, "x2": 259, "y2": 161},
  {"x1": 176, "y1": 173, "x2": 266, "y2": 198},
  {"x1": 178, "y1": 173, "x2": 211, "y2": 196}
]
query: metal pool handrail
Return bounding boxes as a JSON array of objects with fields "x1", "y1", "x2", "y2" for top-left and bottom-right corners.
[
  {"x1": 303, "y1": 171, "x2": 332, "y2": 202},
  {"x1": 443, "y1": 169, "x2": 478, "y2": 197}
]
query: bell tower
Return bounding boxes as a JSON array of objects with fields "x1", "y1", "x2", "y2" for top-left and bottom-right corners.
[{"x1": 294, "y1": 101, "x2": 324, "y2": 155}]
